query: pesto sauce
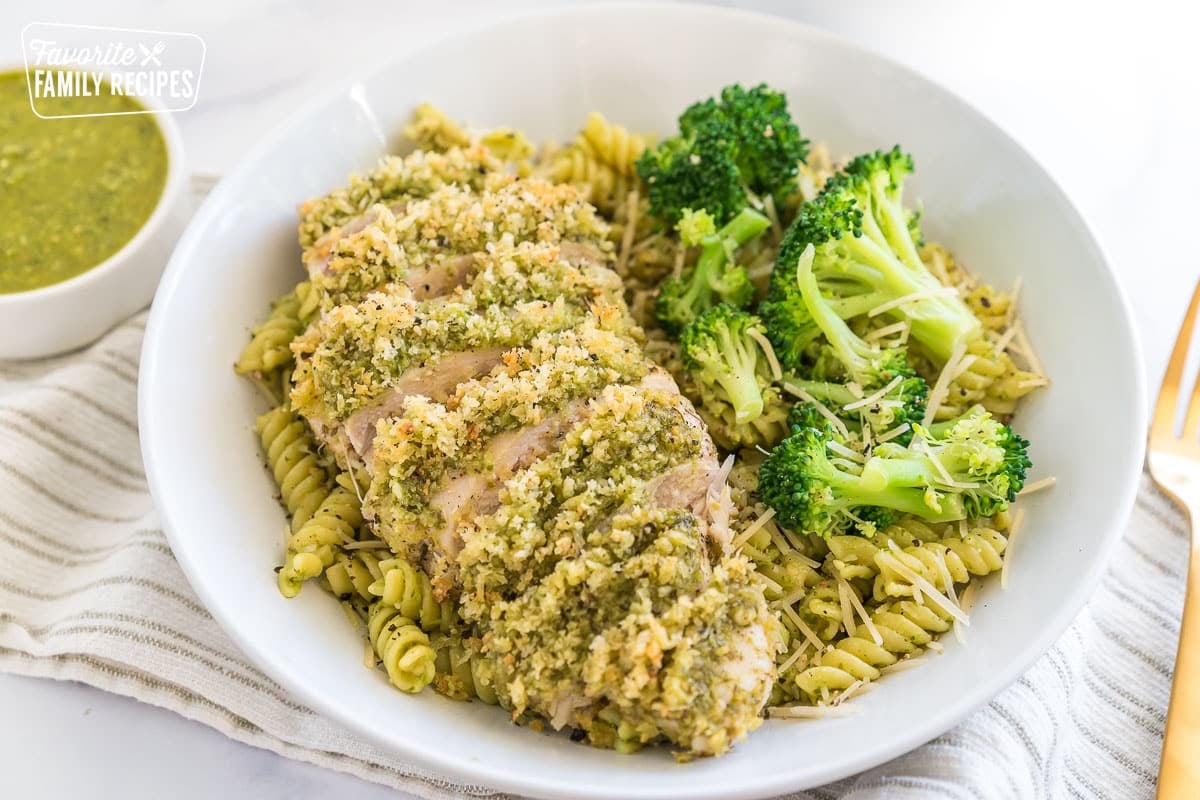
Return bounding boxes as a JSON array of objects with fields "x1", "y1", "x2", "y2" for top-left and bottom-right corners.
[{"x1": 0, "y1": 70, "x2": 168, "y2": 293}]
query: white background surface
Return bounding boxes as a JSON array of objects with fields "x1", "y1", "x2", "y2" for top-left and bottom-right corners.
[{"x1": 2, "y1": 1, "x2": 1197, "y2": 797}]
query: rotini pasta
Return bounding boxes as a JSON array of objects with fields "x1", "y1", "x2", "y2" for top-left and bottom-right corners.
[
  {"x1": 256, "y1": 404, "x2": 332, "y2": 532},
  {"x1": 369, "y1": 556, "x2": 455, "y2": 634},
  {"x1": 235, "y1": 285, "x2": 308, "y2": 376},
  {"x1": 792, "y1": 599, "x2": 954, "y2": 702},
  {"x1": 367, "y1": 601, "x2": 437, "y2": 693},
  {"x1": 434, "y1": 638, "x2": 502, "y2": 706},
  {"x1": 277, "y1": 472, "x2": 364, "y2": 598}
]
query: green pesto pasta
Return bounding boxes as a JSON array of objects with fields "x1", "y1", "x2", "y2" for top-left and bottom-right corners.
[
  {"x1": 236, "y1": 286, "x2": 307, "y2": 376},
  {"x1": 277, "y1": 472, "x2": 364, "y2": 598},
  {"x1": 369, "y1": 556, "x2": 455, "y2": 634},
  {"x1": 255, "y1": 404, "x2": 332, "y2": 532},
  {"x1": 367, "y1": 602, "x2": 437, "y2": 693}
]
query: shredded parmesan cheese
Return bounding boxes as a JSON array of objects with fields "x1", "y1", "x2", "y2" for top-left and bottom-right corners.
[
  {"x1": 883, "y1": 541, "x2": 968, "y2": 625},
  {"x1": 953, "y1": 581, "x2": 981, "y2": 645},
  {"x1": 1007, "y1": 275, "x2": 1023, "y2": 329},
  {"x1": 732, "y1": 508, "x2": 775, "y2": 550},
  {"x1": 828, "y1": 441, "x2": 867, "y2": 463},
  {"x1": 768, "y1": 525, "x2": 794, "y2": 555},
  {"x1": 843, "y1": 580, "x2": 883, "y2": 646},
  {"x1": 865, "y1": 321, "x2": 910, "y2": 343},
  {"x1": 777, "y1": 642, "x2": 811, "y2": 676},
  {"x1": 1011, "y1": 320, "x2": 1046, "y2": 376},
  {"x1": 875, "y1": 423, "x2": 911, "y2": 444},
  {"x1": 1018, "y1": 476, "x2": 1057, "y2": 496},
  {"x1": 782, "y1": 384, "x2": 850, "y2": 440},
  {"x1": 1000, "y1": 507, "x2": 1026, "y2": 589},
  {"x1": 782, "y1": 604, "x2": 825, "y2": 653},
  {"x1": 914, "y1": 435, "x2": 980, "y2": 489},
  {"x1": 879, "y1": 655, "x2": 927, "y2": 675},
  {"x1": 748, "y1": 326, "x2": 783, "y2": 382},
  {"x1": 763, "y1": 194, "x2": 783, "y2": 240},
  {"x1": 923, "y1": 339, "x2": 969, "y2": 426},
  {"x1": 842, "y1": 375, "x2": 905, "y2": 412},
  {"x1": 868, "y1": 286, "x2": 959, "y2": 318},
  {"x1": 993, "y1": 325, "x2": 1018, "y2": 354},
  {"x1": 768, "y1": 703, "x2": 860, "y2": 719},
  {"x1": 837, "y1": 579, "x2": 857, "y2": 636}
]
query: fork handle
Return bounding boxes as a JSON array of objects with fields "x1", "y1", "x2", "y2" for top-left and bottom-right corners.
[{"x1": 1159, "y1": 545, "x2": 1200, "y2": 797}]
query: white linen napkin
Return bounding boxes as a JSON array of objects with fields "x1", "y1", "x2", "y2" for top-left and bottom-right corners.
[{"x1": 0, "y1": 310, "x2": 1174, "y2": 800}]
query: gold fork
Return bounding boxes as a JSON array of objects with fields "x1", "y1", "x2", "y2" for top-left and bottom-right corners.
[{"x1": 1149, "y1": 280, "x2": 1200, "y2": 798}]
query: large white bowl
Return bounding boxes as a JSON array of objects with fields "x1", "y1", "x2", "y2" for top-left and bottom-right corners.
[{"x1": 139, "y1": 5, "x2": 1146, "y2": 798}]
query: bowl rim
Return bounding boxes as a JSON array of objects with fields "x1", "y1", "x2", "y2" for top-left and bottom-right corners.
[
  {"x1": 0, "y1": 67, "x2": 188, "y2": 306},
  {"x1": 139, "y1": 3, "x2": 1149, "y2": 797}
]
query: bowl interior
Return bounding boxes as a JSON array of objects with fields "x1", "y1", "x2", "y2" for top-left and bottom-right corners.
[{"x1": 140, "y1": 6, "x2": 1145, "y2": 799}]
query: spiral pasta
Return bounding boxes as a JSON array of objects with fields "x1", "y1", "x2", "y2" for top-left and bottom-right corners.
[
  {"x1": 434, "y1": 638, "x2": 502, "y2": 706},
  {"x1": 256, "y1": 404, "x2": 332, "y2": 532},
  {"x1": 369, "y1": 556, "x2": 455, "y2": 634},
  {"x1": 367, "y1": 602, "x2": 437, "y2": 693},
  {"x1": 236, "y1": 285, "x2": 308, "y2": 376},
  {"x1": 792, "y1": 600, "x2": 954, "y2": 701},
  {"x1": 404, "y1": 103, "x2": 472, "y2": 152},
  {"x1": 580, "y1": 112, "x2": 650, "y2": 178},
  {"x1": 874, "y1": 527, "x2": 1007, "y2": 601},
  {"x1": 277, "y1": 472, "x2": 364, "y2": 598},
  {"x1": 324, "y1": 548, "x2": 384, "y2": 603},
  {"x1": 824, "y1": 522, "x2": 1007, "y2": 604}
]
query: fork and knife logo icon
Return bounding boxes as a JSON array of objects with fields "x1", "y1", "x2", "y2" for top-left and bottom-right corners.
[{"x1": 138, "y1": 40, "x2": 166, "y2": 66}]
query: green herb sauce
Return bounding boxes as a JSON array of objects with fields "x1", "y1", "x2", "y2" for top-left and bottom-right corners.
[{"x1": 0, "y1": 70, "x2": 168, "y2": 293}]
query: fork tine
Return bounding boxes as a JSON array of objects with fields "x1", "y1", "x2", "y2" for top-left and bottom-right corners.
[{"x1": 1155, "y1": 280, "x2": 1200, "y2": 443}]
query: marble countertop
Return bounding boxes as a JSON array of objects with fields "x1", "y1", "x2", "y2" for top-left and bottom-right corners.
[{"x1": 4, "y1": 1, "x2": 1197, "y2": 797}]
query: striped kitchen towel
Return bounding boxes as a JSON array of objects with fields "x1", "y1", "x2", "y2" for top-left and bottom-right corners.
[{"x1": 0, "y1": 311, "x2": 1177, "y2": 799}]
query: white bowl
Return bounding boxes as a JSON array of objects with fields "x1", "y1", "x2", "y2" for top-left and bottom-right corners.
[
  {"x1": 0, "y1": 94, "x2": 188, "y2": 360},
  {"x1": 139, "y1": 5, "x2": 1146, "y2": 798}
]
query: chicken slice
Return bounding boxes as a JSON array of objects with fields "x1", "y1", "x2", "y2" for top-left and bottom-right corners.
[{"x1": 344, "y1": 346, "x2": 509, "y2": 458}]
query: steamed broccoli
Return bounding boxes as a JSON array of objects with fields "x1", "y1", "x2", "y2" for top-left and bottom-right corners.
[
  {"x1": 680, "y1": 304, "x2": 774, "y2": 425},
  {"x1": 636, "y1": 83, "x2": 809, "y2": 226},
  {"x1": 765, "y1": 147, "x2": 981, "y2": 366},
  {"x1": 782, "y1": 374, "x2": 928, "y2": 445},
  {"x1": 760, "y1": 404, "x2": 1029, "y2": 537},
  {"x1": 781, "y1": 237, "x2": 919, "y2": 389},
  {"x1": 678, "y1": 83, "x2": 810, "y2": 200},
  {"x1": 655, "y1": 207, "x2": 770, "y2": 334},
  {"x1": 862, "y1": 405, "x2": 1030, "y2": 518}
]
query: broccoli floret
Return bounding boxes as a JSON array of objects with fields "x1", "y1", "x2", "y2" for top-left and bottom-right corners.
[
  {"x1": 759, "y1": 279, "x2": 888, "y2": 372},
  {"x1": 760, "y1": 424, "x2": 951, "y2": 538},
  {"x1": 860, "y1": 406, "x2": 1030, "y2": 519},
  {"x1": 678, "y1": 83, "x2": 809, "y2": 200},
  {"x1": 655, "y1": 207, "x2": 769, "y2": 334},
  {"x1": 760, "y1": 405, "x2": 1029, "y2": 537},
  {"x1": 677, "y1": 207, "x2": 718, "y2": 246},
  {"x1": 767, "y1": 147, "x2": 981, "y2": 366},
  {"x1": 782, "y1": 374, "x2": 928, "y2": 445},
  {"x1": 777, "y1": 239, "x2": 918, "y2": 389},
  {"x1": 875, "y1": 407, "x2": 1029, "y2": 516},
  {"x1": 638, "y1": 127, "x2": 747, "y2": 227},
  {"x1": 637, "y1": 83, "x2": 808, "y2": 226},
  {"x1": 680, "y1": 305, "x2": 774, "y2": 425}
]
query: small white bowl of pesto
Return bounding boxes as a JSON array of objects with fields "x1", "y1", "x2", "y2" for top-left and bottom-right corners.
[{"x1": 0, "y1": 68, "x2": 188, "y2": 359}]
